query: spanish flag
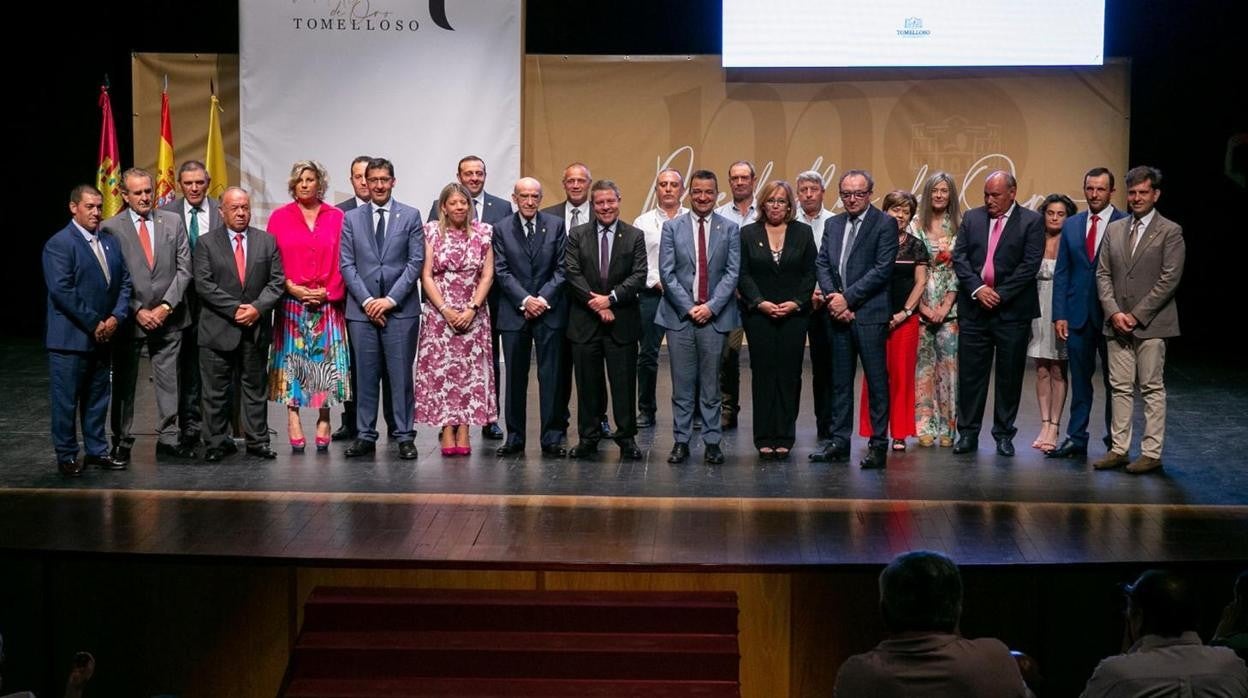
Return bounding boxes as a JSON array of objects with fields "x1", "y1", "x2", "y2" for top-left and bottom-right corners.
[
  {"x1": 205, "y1": 92, "x2": 228, "y2": 199},
  {"x1": 155, "y1": 82, "x2": 176, "y2": 206},
  {"x1": 96, "y1": 84, "x2": 123, "y2": 218}
]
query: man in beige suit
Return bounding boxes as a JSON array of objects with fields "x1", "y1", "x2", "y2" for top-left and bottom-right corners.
[{"x1": 1093, "y1": 166, "x2": 1185, "y2": 474}]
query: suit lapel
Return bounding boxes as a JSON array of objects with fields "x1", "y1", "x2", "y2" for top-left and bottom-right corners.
[{"x1": 1128, "y1": 216, "x2": 1160, "y2": 269}]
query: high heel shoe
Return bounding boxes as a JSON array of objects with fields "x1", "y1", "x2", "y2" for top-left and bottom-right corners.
[
  {"x1": 315, "y1": 436, "x2": 330, "y2": 453},
  {"x1": 455, "y1": 446, "x2": 472, "y2": 456},
  {"x1": 441, "y1": 446, "x2": 456, "y2": 456},
  {"x1": 290, "y1": 438, "x2": 306, "y2": 454}
]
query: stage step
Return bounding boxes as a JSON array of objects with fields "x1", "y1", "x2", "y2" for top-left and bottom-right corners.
[{"x1": 285, "y1": 677, "x2": 741, "y2": 697}]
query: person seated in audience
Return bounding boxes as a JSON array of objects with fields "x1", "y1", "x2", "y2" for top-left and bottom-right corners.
[
  {"x1": 1081, "y1": 569, "x2": 1248, "y2": 697},
  {"x1": 1213, "y1": 571, "x2": 1248, "y2": 662},
  {"x1": 834, "y1": 550, "x2": 1034, "y2": 697}
]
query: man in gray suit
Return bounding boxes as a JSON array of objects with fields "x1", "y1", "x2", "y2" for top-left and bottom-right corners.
[
  {"x1": 1093, "y1": 166, "x2": 1185, "y2": 474},
  {"x1": 193, "y1": 187, "x2": 285, "y2": 462},
  {"x1": 102, "y1": 168, "x2": 193, "y2": 464},
  {"x1": 655, "y1": 169, "x2": 740, "y2": 465},
  {"x1": 341, "y1": 157, "x2": 424, "y2": 460},
  {"x1": 160, "y1": 160, "x2": 222, "y2": 450}
]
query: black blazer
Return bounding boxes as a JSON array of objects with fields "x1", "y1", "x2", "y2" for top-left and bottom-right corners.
[
  {"x1": 738, "y1": 221, "x2": 817, "y2": 313},
  {"x1": 492, "y1": 211, "x2": 568, "y2": 331},
  {"x1": 564, "y1": 218, "x2": 647, "y2": 344},
  {"x1": 952, "y1": 204, "x2": 1044, "y2": 326},
  {"x1": 193, "y1": 226, "x2": 285, "y2": 351}
]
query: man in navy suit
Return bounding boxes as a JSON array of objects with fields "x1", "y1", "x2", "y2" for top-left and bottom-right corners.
[
  {"x1": 340, "y1": 157, "x2": 424, "y2": 460},
  {"x1": 430, "y1": 155, "x2": 512, "y2": 441},
  {"x1": 43, "y1": 185, "x2": 131, "y2": 476},
  {"x1": 811, "y1": 170, "x2": 899, "y2": 469},
  {"x1": 951, "y1": 171, "x2": 1045, "y2": 457},
  {"x1": 655, "y1": 169, "x2": 740, "y2": 465},
  {"x1": 492, "y1": 177, "x2": 569, "y2": 456},
  {"x1": 1048, "y1": 167, "x2": 1127, "y2": 459}
]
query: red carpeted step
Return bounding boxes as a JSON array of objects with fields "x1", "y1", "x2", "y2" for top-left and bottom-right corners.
[
  {"x1": 286, "y1": 677, "x2": 740, "y2": 697},
  {"x1": 289, "y1": 630, "x2": 739, "y2": 681},
  {"x1": 302, "y1": 588, "x2": 739, "y2": 635}
]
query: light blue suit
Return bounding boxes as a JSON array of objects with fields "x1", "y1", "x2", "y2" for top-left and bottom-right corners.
[
  {"x1": 340, "y1": 199, "x2": 424, "y2": 443},
  {"x1": 655, "y1": 212, "x2": 741, "y2": 445}
]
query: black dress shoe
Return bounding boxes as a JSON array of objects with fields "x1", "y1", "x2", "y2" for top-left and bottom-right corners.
[
  {"x1": 204, "y1": 447, "x2": 226, "y2": 463},
  {"x1": 952, "y1": 436, "x2": 978, "y2": 454},
  {"x1": 156, "y1": 442, "x2": 194, "y2": 459},
  {"x1": 482, "y1": 423, "x2": 504, "y2": 440},
  {"x1": 397, "y1": 441, "x2": 418, "y2": 460},
  {"x1": 344, "y1": 439, "x2": 376, "y2": 457},
  {"x1": 995, "y1": 438, "x2": 1015, "y2": 457},
  {"x1": 85, "y1": 453, "x2": 125, "y2": 470},
  {"x1": 246, "y1": 445, "x2": 278, "y2": 459},
  {"x1": 667, "y1": 442, "x2": 690, "y2": 464},
  {"x1": 331, "y1": 424, "x2": 356, "y2": 442},
  {"x1": 568, "y1": 442, "x2": 599, "y2": 458},
  {"x1": 618, "y1": 439, "x2": 643, "y2": 460},
  {"x1": 541, "y1": 444, "x2": 568, "y2": 457},
  {"x1": 110, "y1": 444, "x2": 131, "y2": 466},
  {"x1": 810, "y1": 444, "x2": 849, "y2": 462},
  {"x1": 705, "y1": 444, "x2": 725, "y2": 465},
  {"x1": 496, "y1": 440, "x2": 525, "y2": 456},
  {"x1": 636, "y1": 412, "x2": 656, "y2": 428},
  {"x1": 57, "y1": 458, "x2": 83, "y2": 477},
  {"x1": 860, "y1": 446, "x2": 887, "y2": 469},
  {"x1": 1046, "y1": 438, "x2": 1087, "y2": 459},
  {"x1": 599, "y1": 418, "x2": 614, "y2": 439}
]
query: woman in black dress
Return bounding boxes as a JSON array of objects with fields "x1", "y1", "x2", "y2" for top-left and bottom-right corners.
[{"x1": 737, "y1": 180, "x2": 817, "y2": 459}]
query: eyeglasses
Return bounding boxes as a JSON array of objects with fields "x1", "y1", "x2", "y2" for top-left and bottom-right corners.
[
  {"x1": 764, "y1": 198, "x2": 790, "y2": 206},
  {"x1": 839, "y1": 190, "x2": 871, "y2": 200},
  {"x1": 366, "y1": 177, "x2": 393, "y2": 185}
]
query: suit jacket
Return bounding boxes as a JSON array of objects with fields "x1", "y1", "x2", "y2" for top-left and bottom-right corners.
[
  {"x1": 952, "y1": 204, "x2": 1045, "y2": 326},
  {"x1": 160, "y1": 196, "x2": 224, "y2": 241},
  {"x1": 340, "y1": 199, "x2": 425, "y2": 321},
  {"x1": 541, "y1": 200, "x2": 592, "y2": 229},
  {"x1": 492, "y1": 211, "x2": 568, "y2": 331},
  {"x1": 655, "y1": 212, "x2": 741, "y2": 333},
  {"x1": 564, "y1": 218, "x2": 647, "y2": 344},
  {"x1": 1096, "y1": 211, "x2": 1184, "y2": 339},
  {"x1": 1052, "y1": 207, "x2": 1128, "y2": 330},
  {"x1": 101, "y1": 209, "x2": 193, "y2": 336},
  {"x1": 815, "y1": 206, "x2": 898, "y2": 324},
  {"x1": 42, "y1": 224, "x2": 131, "y2": 352},
  {"x1": 193, "y1": 226, "x2": 285, "y2": 351},
  {"x1": 737, "y1": 220, "x2": 817, "y2": 316},
  {"x1": 336, "y1": 197, "x2": 361, "y2": 213},
  {"x1": 429, "y1": 191, "x2": 511, "y2": 226}
]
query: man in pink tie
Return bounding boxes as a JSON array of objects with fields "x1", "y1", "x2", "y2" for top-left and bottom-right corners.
[{"x1": 951, "y1": 171, "x2": 1045, "y2": 457}]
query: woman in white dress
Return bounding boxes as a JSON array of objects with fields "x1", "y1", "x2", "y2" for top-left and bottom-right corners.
[{"x1": 1028, "y1": 194, "x2": 1076, "y2": 452}]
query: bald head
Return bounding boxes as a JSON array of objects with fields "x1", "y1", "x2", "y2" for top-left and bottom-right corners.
[
  {"x1": 983, "y1": 170, "x2": 1017, "y2": 217},
  {"x1": 222, "y1": 187, "x2": 252, "y2": 232},
  {"x1": 513, "y1": 177, "x2": 544, "y2": 218}
]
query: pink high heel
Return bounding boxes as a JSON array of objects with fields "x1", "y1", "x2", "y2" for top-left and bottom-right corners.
[
  {"x1": 290, "y1": 438, "x2": 306, "y2": 454},
  {"x1": 315, "y1": 436, "x2": 330, "y2": 453}
]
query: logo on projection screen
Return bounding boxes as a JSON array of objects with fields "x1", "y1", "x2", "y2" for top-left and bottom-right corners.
[
  {"x1": 897, "y1": 17, "x2": 931, "y2": 37},
  {"x1": 287, "y1": 0, "x2": 455, "y2": 32}
]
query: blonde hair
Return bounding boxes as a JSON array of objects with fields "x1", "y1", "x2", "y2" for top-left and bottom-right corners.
[{"x1": 287, "y1": 160, "x2": 329, "y2": 200}]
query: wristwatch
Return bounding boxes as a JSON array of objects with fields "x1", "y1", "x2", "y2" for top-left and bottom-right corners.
[
  {"x1": 902, "y1": 307, "x2": 914, "y2": 318},
  {"x1": 468, "y1": 302, "x2": 480, "y2": 311}
]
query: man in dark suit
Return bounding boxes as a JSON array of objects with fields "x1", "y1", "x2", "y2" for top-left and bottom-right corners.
[
  {"x1": 331, "y1": 154, "x2": 398, "y2": 443},
  {"x1": 341, "y1": 157, "x2": 424, "y2": 460},
  {"x1": 811, "y1": 170, "x2": 899, "y2": 469},
  {"x1": 951, "y1": 171, "x2": 1044, "y2": 457},
  {"x1": 492, "y1": 177, "x2": 569, "y2": 456},
  {"x1": 564, "y1": 180, "x2": 647, "y2": 459},
  {"x1": 43, "y1": 185, "x2": 131, "y2": 476},
  {"x1": 193, "y1": 187, "x2": 285, "y2": 462},
  {"x1": 103, "y1": 168, "x2": 193, "y2": 464},
  {"x1": 1048, "y1": 167, "x2": 1127, "y2": 459},
  {"x1": 160, "y1": 160, "x2": 223, "y2": 451},
  {"x1": 430, "y1": 155, "x2": 512, "y2": 440},
  {"x1": 541, "y1": 162, "x2": 610, "y2": 442}
]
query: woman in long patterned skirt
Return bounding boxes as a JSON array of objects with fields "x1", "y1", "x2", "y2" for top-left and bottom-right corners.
[
  {"x1": 414, "y1": 182, "x2": 498, "y2": 455},
  {"x1": 913, "y1": 172, "x2": 961, "y2": 447},
  {"x1": 267, "y1": 160, "x2": 350, "y2": 452}
]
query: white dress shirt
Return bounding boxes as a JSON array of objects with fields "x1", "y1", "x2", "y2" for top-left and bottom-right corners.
[
  {"x1": 798, "y1": 207, "x2": 834, "y2": 252},
  {"x1": 633, "y1": 205, "x2": 689, "y2": 288},
  {"x1": 1086, "y1": 205, "x2": 1117, "y2": 254},
  {"x1": 715, "y1": 201, "x2": 756, "y2": 228}
]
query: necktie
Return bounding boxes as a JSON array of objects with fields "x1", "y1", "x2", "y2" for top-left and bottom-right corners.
[
  {"x1": 839, "y1": 218, "x2": 860, "y2": 280},
  {"x1": 982, "y1": 214, "x2": 1006, "y2": 287},
  {"x1": 374, "y1": 208, "x2": 387, "y2": 251},
  {"x1": 137, "y1": 216, "x2": 154, "y2": 268},
  {"x1": 233, "y1": 233, "x2": 246, "y2": 283},
  {"x1": 474, "y1": 199, "x2": 482, "y2": 222},
  {"x1": 599, "y1": 227, "x2": 611, "y2": 288},
  {"x1": 1085, "y1": 213, "x2": 1098, "y2": 262},
  {"x1": 1130, "y1": 218, "x2": 1143, "y2": 257},
  {"x1": 571, "y1": 208, "x2": 581, "y2": 228},
  {"x1": 90, "y1": 235, "x2": 111, "y2": 284},
  {"x1": 696, "y1": 217, "x2": 709, "y2": 304},
  {"x1": 525, "y1": 219, "x2": 537, "y2": 255},
  {"x1": 188, "y1": 206, "x2": 201, "y2": 249}
]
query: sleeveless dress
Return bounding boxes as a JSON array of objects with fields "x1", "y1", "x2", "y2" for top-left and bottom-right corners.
[{"x1": 1027, "y1": 257, "x2": 1066, "y2": 360}]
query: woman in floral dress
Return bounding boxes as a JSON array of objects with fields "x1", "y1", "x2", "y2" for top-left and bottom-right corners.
[
  {"x1": 414, "y1": 182, "x2": 498, "y2": 455},
  {"x1": 913, "y1": 172, "x2": 961, "y2": 447}
]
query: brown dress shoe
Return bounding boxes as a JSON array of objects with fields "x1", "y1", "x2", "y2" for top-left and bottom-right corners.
[
  {"x1": 1092, "y1": 451, "x2": 1130, "y2": 470},
  {"x1": 1126, "y1": 455, "x2": 1163, "y2": 474}
]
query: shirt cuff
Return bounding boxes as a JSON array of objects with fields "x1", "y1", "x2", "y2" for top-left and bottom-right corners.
[
  {"x1": 520, "y1": 295, "x2": 532, "y2": 311},
  {"x1": 537, "y1": 296, "x2": 550, "y2": 308},
  {"x1": 971, "y1": 285, "x2": 987, "y2": 300},
  {"x1": 363, "y1": 296, "x2": 375, "y2": 308},
  {"x1": 609, "y1": 291, "x2": 618, "y2": 306}
]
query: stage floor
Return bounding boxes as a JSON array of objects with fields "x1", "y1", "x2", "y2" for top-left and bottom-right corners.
[{"x1": 2, "y1": 340, "x2": 1245, "y2": 568}]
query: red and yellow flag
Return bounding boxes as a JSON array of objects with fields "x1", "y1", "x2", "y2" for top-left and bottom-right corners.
[
  {"x1": 155, "y1": 84, "x2": 176, "y2": 206},
  {"x1": 96, "y1": 84, "x2": 123, "y2": 218}
]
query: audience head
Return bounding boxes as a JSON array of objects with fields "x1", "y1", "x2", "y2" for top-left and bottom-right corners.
[
  {"x1": 795, "y1": 170, "x2": 827, "y2": 217},
  {"x1": 438, "y1": 182, "x2": 475, "y2": 229},
  {"x1": 1083, "y1": 167, "x2": 1116, "y2": 215},
  {"x1": 756, "y1": 180, "x2": 796, "y2": 225},
  {"x1": 177, "y1": 160, "x2": 211, "y2": 207},
  {"x1": 221, "y1": 187, "x2": 252, "y2": 232},
  {"x1": 349, "y1": 155, "x2": 373, "y2": 200},
  {"x1": 590, "y1": 179, "x2": 622, "y2": 227},
  {"x1": 983, "y1": 170, "x2": 1017, "y2": 217},
  {"x1": 1124, "y1": 166, "x2": 1163, "y2": 218},
  {"x1": 727, "y1": 161, "x2": 757, "y2": 205},
  {"x1": 457, "y1": 156, "x2": 487, "y2": 197},
  {"x1": 287, "y1": 159, "x2": 328, "y2": 202},
  {"x1": 1039, "y1": 193, "x2": 1077, "y2": 234},
  {"x1": 1125, "y1": 569, "x2": 1199, "y2": 640},
  {"x1": 654, "y1": 168, "x2": 685, "y2": 211},
  {"x1": 918, "y1": 171, "x2": 960, "y2": 232},
  {"x1": 120, "y1": 167, "x2": 156, "y2": 217},
  {"x1": 879, "y1": 550, "x2": 963, "y2": 634},
  {"x1": 688, "y1": 169, "x2": 719, "y2": 217},
  {"x1": 512, "y1": 177, "x2": 543, "y2": 219},
  {"x1": 69, "y1": 185, "x2": 104, "y2": 232},
  {"x1": 365, "y1": 158, "x2": 396, "y2": 205},
  {"x1": 882, "y1": 190, "x2": 918, "y2": 231},
  {"x1": 561, "y1": 162, "x2": 592, "y2": 206},
  {"x1": 839, "y1": 170, "x2": 875, "y2": 217}
]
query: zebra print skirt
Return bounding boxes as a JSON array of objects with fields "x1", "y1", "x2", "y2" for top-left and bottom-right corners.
[{"x1": 267, "y1": 296, "x2": 351, "y2": 408}]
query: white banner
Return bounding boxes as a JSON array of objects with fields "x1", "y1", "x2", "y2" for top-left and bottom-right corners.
[{"x1": 240, "y1": 0, "x2": 521, "y2": 226}]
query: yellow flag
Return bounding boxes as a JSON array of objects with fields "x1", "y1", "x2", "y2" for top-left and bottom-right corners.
[{"x1": 205, "y1": 94, "x2": 228, "y2": 198}]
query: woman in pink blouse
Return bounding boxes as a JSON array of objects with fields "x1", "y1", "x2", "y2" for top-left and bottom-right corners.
[{"x1": 266, "y1": 160, "x2": 350, "y2": 452}]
